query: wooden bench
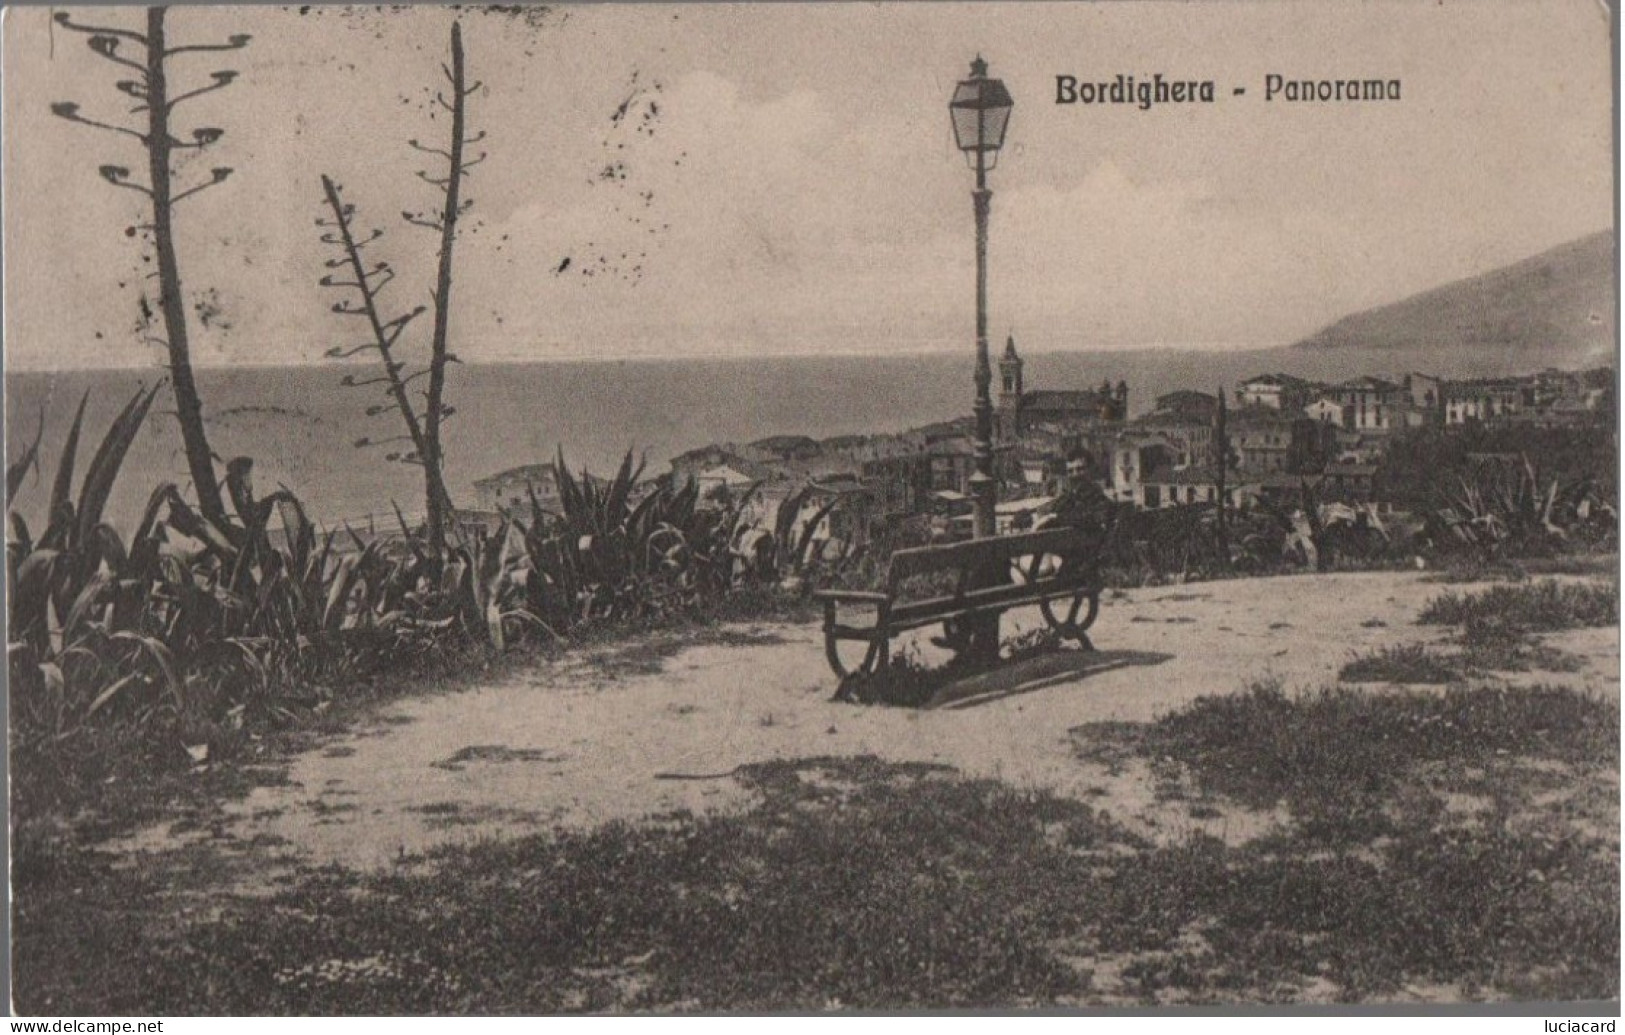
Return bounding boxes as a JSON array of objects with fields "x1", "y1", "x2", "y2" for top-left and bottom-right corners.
[{"x1": 813, "y1": 524, "x2": 1109, "y2": 683}]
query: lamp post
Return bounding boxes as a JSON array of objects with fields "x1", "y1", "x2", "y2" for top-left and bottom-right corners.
[{"x1": 949, "y1": 55, "x2": 1014, "y2": 540}]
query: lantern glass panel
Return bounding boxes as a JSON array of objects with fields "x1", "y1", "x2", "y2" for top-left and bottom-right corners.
[
  {"x1": 949, "y1": 78, "x2": 1013, "y2": 152},
  {"x1": 950, "y1": 103, "x2": 983, "y2": 152},
  {"x1": 979, "y1": 103, "x2": 1011, "y2": 151}
]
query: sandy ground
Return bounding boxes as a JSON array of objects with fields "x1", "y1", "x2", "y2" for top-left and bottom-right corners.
[{"x1": 107, "y1": 570, "x2": 1619, "y2": 877}]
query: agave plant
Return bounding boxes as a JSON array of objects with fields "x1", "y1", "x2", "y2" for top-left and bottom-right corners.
[
  {"x1": 1257, "y1": 478, "x2": 1331, "y2": 572},
  {"x1": 509, "y1": 449, "x2": 765, "y2": 630},
  {"x1": 6, "y1": 385, "x2": 184, "y2": 737},
  {"x1": 770, "y1": 484, "x2": 852, "y2": 584},
  {"x1": 1434, "y1": 454, "x2": 1585, "y2": 559},
  {"x1": 8, "y1": 383, "x2": 465, "y2": 750}
]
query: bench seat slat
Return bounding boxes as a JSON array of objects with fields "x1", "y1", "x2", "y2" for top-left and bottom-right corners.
[
  {"x1": 818, "y1": 519, "x2": 1116, "y2": 679},
  {"x1": 886, "y1": 598, "x2": 1080, "y2": 634},
  {"x1": 812, "y1": 589, "x2": 891, "y2": 604},
  {"x1": 886, "y1": 526, "x2": 1103, "y2": 585},
  {"x1": 888, "y1": 581, "x2": 1094, "y2": 629}
]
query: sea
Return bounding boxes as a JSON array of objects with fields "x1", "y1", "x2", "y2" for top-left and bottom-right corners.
[{"x1": 3, "y1": 347, "x2": 1547, "y2": 533}]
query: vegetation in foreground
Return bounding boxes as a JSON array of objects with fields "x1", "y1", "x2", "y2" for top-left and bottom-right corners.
[
  {"x1": 1336, "y1": 585, "x2": 1602, "y2": 685},
  {"x1": 15, "y1": 684, "x2": 1616, "y2": 1012},
  {"x1": 1116, "y1": 681, "x2": 1615, "y2": 832},
  {"x1": 7, "y1": 386, "x2": 814, "y2": 829},
  {"x1": 1419, "y1": 578, "x2": 1619, "y2": 634},
  {"x1": 1338, "y1": 643, "x2": 1464, "y2": 685},
  {"x1": 1420, "y1": 552, "x2": 1618, "y2": 585}
]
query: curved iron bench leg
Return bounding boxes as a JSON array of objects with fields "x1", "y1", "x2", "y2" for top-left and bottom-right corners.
[
  {"x1": 830, "y1": 631, "x2": 888, "y2": 701},
  {"x1": 1040, "y1": 586, "x2": 1101, "y2": 650}
]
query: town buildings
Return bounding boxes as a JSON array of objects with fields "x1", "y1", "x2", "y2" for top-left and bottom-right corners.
[
  {"x1": 470, "y1": 363, "x2": 1612, "y2": 545},
  {"x1": 996, "y1": 336, "x2": 1126, "y2": 438}
]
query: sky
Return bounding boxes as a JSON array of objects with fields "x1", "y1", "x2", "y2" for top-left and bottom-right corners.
[{"x1": 2, "y1": 0, "x2": 1614, "y2": 370}]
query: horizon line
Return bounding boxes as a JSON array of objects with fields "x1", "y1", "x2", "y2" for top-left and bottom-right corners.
[{"x1": 0, "y1": 339, "x2": 1353, "y2": 376}]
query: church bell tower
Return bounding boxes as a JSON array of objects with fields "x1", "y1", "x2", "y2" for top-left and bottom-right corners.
[{"x1": 998, "y1": 334, "x2": 1024, "y2": 436}]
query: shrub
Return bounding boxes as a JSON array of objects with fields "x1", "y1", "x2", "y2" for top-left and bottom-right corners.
[
  {"x1": 1419, "y1": 579, "x2": 1618, "y2": 633},
  {"x1": 6, "y1": 390, "x2": 499, "y2": 799},
  {"x1": 1338, "y1": 644, "x2": 1462, "y2": 685},
  {"x1": 1139, "y1": 681, "x2": 1617, "y2": 820},
  {"x1": 508, "y1": 449, "x2": 762, "y2": 631},
  {"x1": 7, "y1": 411, "x2": 802, "y2": 812}
]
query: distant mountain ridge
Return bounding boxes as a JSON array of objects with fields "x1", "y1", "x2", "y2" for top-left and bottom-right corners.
[{"x1": 1293, "y1": 231, "x2": 1616, "y2": 368}]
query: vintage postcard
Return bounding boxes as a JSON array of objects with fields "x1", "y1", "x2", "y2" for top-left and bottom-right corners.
[{"x1": 4, "y1": 0, "x2": 1618, "y2": 1016}]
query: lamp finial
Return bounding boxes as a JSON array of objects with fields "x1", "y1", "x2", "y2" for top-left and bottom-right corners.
[{"x1": 970, "y1": 55, "x2": 988, "y2": 77}]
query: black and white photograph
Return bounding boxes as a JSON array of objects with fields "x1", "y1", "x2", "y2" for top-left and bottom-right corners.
[{"x1": 3, "y1": 0, "x2": 1619, "y2": 1014}]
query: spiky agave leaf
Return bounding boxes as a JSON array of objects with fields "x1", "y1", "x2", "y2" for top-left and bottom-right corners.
[
  {"x1": 723, "y1": 480, "x2": 764, "y2": 543},
  {"x1": 553, "y1": 447, "x2": 587, "y2": 533},
  {"x1": 82, "y1": 671, "x2": 143, "y2": 721},
  {"x1": 8, "y1": 513, "x2": 35, "y2": 594},
  {"x1": 323, "y1": 553, "x2": 361, "y2": 633},
  {"x1": 7, "y1": 409, "x2": 45, "y2": 503},
  {"x1": 157, "y1": 485, "x2": 238, "y2": 560},
  {"x1": 792, "y1": 495, "x2": 843, "y2": 572},
  {"x1": 604, "y1": 449, "x2": 645, "y2": 529},
  {"x1": 110, "y1": 488, "x2": 170, "y2": 635},
  {"x1": 48, "y1": 391, "x2": 91, "y2": 527},
  {"x1": 108, "y1": 629, "x2": 183, "y2": 710},
  {"x1": 774, "y1": 485, "x2": 814, "y2": 551},
  {"x1": 61, "y1": 571, "x2": 115, "y2": 641},
  {"x1": 625, "y1": 488, "x2": 668, "y2": 575},
  {"x1": 665, "y1": 476, "x2": 699, "y2": 533},
  {"x1": 74, "y1": 383, "x2": 162, "y2": 551},
  {"x1": 392, "y1": 500, "x2": 428, "y2": 566},
  {"x1": 579, "y1": 468, "x2": 604, "y2": 537},
  {"x1": 10, "y1": 548, "x2": 62, "y2": 651}
]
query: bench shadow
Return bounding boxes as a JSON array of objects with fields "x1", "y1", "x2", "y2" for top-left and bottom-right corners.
[{"x1": 927, "y1": 649, "x2": 1174, "y2": 711}]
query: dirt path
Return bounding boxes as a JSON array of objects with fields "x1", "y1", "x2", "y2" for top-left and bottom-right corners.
[{"x1": 107, "y1": 570, "x2": 1619, "y2": 877}]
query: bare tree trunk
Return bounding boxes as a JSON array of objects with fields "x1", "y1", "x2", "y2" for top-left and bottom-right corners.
[
  {"x1": 146, "y1": 7, "x2": 224, "y2": 524},
  {"x1": 316, "y1": 177, "x2": 457, "y2": 546},
  {"x1": 1215, "y1": 386, "x2": 1229, "y2": 569},
  {"x1": 321, "y1": 176, "x2": 432, "y2": 468},
  {"x1": 422, "y1": 21, "x2": 467, "y2": 561}
]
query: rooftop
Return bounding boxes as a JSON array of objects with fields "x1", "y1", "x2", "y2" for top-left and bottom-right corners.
[
  {"x1": 1239, "y1": 372, "x2": 1312, "y2": 388},
  {"x1": 1022, "y1": 389, "x2": 1111, "y2": 411},
  {"x1": 1337, "y1": 375, "x2": 1403, "y2": 392},
  {"x1": 1132, "y1": 410, "x2": 1211, "y2": 429},
  {"x1": 747, "y1": 434, "x2": 821, "y2": 457}
]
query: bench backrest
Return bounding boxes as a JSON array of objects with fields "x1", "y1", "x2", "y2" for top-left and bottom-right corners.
[{"x1": 884, "y1": 525, "x2": 1103, "y2": 591}]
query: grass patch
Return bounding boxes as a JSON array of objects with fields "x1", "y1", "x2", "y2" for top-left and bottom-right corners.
[
  {"x1": 1074, "y1": 682, "x2": 1618, "y2": 1000},
  {"x1": 1411, "y1": 578, "x2": 1610, "y2": 677},
  {"x1": 1339, "y1": 644, "x2": 1462, "y2": 684},
  {"x1": 1419, "y1": 579, "x2": 1618, "y2": 633},
  {"x1": 1458, "y1": 637, "x2": 1586, "y2": 675},
  {"x1": 1111, "y1": 681, "x2": 1617, "y2": 840},
  {"x1": 1339, "y1": 640, "x2": 1583, "y2": 683},
  {"x1": 17, "y1": 745, "x2": 1617, "y2": 1011},
  {"x1": 1423, "y1": 553, "x2": 1619, "y2": 585}
]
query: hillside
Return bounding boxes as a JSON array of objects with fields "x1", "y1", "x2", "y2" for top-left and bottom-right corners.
[{"x1": 1293, "y1": 231, "x2": 1616, "y2": 368}]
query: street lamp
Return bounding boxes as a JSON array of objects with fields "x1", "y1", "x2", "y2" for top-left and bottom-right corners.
[{"x1": 950, "y1": 55, "x2": 1013, "y2": 540}]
